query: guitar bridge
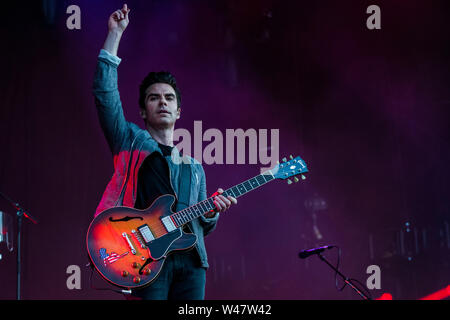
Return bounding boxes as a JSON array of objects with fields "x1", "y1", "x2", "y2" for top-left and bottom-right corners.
[{"x1": 131, "y1": 229, "x2": 146, "y2": 249}]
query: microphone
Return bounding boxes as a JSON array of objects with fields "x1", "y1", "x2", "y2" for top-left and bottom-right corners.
[{"x1": 298, "y1": 245, "x2": 335, "y2": 259}]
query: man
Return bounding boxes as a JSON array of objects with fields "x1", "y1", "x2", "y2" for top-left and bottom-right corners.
[{"x1": 93, "y1": 4, "x2": 236, "y2": 300}]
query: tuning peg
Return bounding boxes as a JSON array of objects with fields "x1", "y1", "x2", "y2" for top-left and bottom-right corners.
[
  {"x1": 282, "y1": 157, "x2": 287, "y2": 162},
  {"x1": 301, "y1": 175, "x2": 306, "y2": 180},
  {"x1": 287, "y1": 179, "x2": 292, "y2": 185},
  {"x1": 294, "y1": 177, "x2": 299, "y2": 183}
]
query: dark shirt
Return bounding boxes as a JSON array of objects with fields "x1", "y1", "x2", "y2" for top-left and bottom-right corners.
[
  {"x1": 134, "y1": 143, "x2": 175, "y2": 210},
  {"x1": 135, "y1": 143, "x2": 195, "y2": 249}
]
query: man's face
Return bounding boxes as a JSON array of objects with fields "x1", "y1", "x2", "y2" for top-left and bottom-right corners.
[{"x1": 140, "y1": 82, "x2": 180, "y2": 129}]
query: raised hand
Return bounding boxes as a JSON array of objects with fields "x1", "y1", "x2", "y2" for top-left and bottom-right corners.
[
  {"x1": 103, "y1": 4, "x2": 131, "y2": 56},
  {"x1": 108, "y1": 4, "x2": 131, "y2": 33}
]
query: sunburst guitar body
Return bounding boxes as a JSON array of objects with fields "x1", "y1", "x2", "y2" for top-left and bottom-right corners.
[{"x1": 86, "y1": 194, "x2": 197, "y2": 289}]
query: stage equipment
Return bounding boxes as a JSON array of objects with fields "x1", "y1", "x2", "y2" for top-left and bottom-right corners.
[
  {"x1": 0, "y1": 211, "x2": 14, "y2": 259},
  {"x1": 299, "y1": 245, "x2": 372, "y2": 300},
  {"x1": 0, "y1": 191, "x2": 38, "y2": 300}
]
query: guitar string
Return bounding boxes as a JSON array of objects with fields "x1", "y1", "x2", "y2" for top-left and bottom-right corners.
[
  {"x1": 122, "y1": 190, "x2": 243, "y2": 236},
  {"x1": 119, "y1": 171, "x2": 278, "y2": 238},
  {"x1": 118, "y1": 159, "x2": 301, "y2": 235},
  {"x1": 130, "y1": 173, "x2": 275, "y2": 235}
]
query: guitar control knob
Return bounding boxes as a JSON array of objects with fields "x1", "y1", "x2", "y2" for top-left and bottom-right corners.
[
  {"x1": 133, "y1": 276, "x2": 141, "y2": 284},
  {"x1": 121, "y1": 271, "x2": 129, "y2": 277},
  {"x1": 132, "y1": 262, "x2": 141, "y2": 269},
  {"x1": 143, "y1": 268, "x2": 151, "y2": 275}
]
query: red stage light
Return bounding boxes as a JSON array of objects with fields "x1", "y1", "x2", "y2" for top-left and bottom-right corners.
[
  {"x1": 419, "y1": 285, "x2": 450, "y2": 300},
  {"x1": 376, "y1": 293, "x2": 393, "y2": 300}
]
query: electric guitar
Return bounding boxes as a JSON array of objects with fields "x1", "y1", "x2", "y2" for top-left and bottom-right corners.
[{"x1": 86, "y1": 155, "x2": 309, "y2": 289}]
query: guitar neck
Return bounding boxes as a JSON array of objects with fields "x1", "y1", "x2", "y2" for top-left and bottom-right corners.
[{"x1": 169, "y1": 170, "x2": 275, "y2": 227}]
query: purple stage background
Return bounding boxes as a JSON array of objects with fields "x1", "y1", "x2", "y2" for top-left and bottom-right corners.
[{"x1": 0, "y1": 0, "x2": 449, "y2": 299}]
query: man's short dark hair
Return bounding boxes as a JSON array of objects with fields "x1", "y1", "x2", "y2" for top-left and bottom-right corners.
[{"x1": 139, "y1": 71, "x2": 182, "y2": 109}]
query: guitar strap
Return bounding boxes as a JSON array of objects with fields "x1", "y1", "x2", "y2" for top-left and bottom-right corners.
[{"x1": 177, "y1": 156, "x2": 191, "y2": 211}]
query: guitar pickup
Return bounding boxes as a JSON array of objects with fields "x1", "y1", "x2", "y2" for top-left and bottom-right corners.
[
  {"x1": 137, "y1": 224, "x2": 155, "y2": 243},
  {"x1": 161, "y1": 216, "x2": 177, "y2": 232}
]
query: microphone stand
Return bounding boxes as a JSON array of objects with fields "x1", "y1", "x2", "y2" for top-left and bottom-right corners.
[
  {"x1": 317, "y1": 253, "x2": 371, "y2": 300},
  {"x1": 0, "y1": 191, "x2": 38, "y2": 300}
]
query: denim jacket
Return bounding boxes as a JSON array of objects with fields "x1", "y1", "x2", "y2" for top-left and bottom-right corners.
[{"x1": 93, "y1": 49, "x2": 219, "y2": 268}]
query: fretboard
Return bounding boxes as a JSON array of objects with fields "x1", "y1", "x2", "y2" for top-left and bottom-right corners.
[{"x1": 169, "y1": 170, "x2": 275, "y2": 227}]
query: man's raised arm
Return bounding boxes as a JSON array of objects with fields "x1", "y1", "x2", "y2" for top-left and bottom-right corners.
[{"x1": 93, "y1": 4, "x2": 131, "y2": 155}]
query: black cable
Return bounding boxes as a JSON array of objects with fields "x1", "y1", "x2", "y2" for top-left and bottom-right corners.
[
  {"x1": 333, "y1": 246, "x2": 347, "y2": 291},
  {"x1": 87, "y1": 261, "x2": 132, "y2": 295},
  {"x1": 330, "y1": 246, "x2": 372, "y2": 300}
]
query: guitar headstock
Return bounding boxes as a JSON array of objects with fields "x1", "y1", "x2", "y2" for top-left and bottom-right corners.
[{"x1": 271, "y1": 155, "x2": 309, "y2": 184}]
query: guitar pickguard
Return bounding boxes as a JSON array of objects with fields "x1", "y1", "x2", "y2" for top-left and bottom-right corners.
[
  {"x1": 146, "y1": 228, "x2": 183, "y2": 259},
  {"x1": 139, "y1": 230, "x2": 197, "y2": 275}
]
